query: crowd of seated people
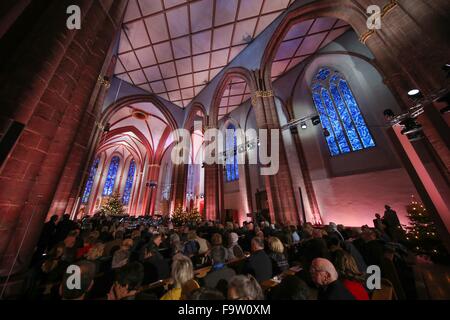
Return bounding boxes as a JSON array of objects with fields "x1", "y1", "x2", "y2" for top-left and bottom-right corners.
[{"x1": 20, "y1": 206, "x2": 417, "y2": 300}]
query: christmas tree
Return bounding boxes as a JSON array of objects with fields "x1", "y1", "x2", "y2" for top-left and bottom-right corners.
[
  {"x1": 171, "y1": 206, "x2": 202, "y2": 227},
  {"x1": 171, "y1": 206, "x2": 187, "y2": 227},
  {"x1": 405, "y1": 196, "x2": 449, "y2": 264},
  {"x1": 99, "y1": 192, "x2": 125, "y2": 216},
  {"x1": 188, "y1": 207, "x2": 202, "y2": 225}
]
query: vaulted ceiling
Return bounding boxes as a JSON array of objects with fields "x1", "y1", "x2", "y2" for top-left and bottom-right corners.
[
  {"x1": 98, "y1": 102, "x2": 174, "y2": 164},
  {"x1": 114, "y1": 0, "x2": 294, "y2": 108}
]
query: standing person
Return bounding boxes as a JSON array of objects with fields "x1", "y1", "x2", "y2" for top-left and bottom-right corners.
[
  {"x1": 383, "y1": 205, "x2": 402, "y2": 242},
  {"x1": 373, "y1": 213, "x2": 384, "y2": 231},
  {"x1": 34, "y1": 215, "x2": 59, "y2": 262}
]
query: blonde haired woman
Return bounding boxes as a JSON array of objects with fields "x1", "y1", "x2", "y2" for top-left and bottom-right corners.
[
  {"x1": 268, "y1": 236, "x2": 289, "y2": 276},
  {"x1": 160, "y1": 255, "x2": 199, "y2": 300}
]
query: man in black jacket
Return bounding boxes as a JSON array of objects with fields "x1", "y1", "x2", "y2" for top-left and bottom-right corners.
[
  {"x1": 310, "y1": 258, "x2": 355, "y2": 300},
  {"x1": 243, "y1": 237, "x2": 272, "y2": 282}
]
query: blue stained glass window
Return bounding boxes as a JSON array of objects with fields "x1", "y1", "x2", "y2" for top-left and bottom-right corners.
[
  {"x1": 122, "y1": 159, "x2": 136, "y2": 205},
  {"x1": 311, "y1": 68, "x2": 375, "y2": 156},
  {"x1": 225, "y1": 124, "x2": 239, "y2": 182},
  {"x1": 81, "y1": 157, "x2": 100, "y2": 204},
  {"x1": 102, "y1": 156, "x2": 120, "y2": 196}
]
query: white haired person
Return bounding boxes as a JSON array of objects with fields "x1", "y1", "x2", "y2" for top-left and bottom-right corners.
[{"x1": 310, "y1": 258, "x2": 355, "y2": 300}]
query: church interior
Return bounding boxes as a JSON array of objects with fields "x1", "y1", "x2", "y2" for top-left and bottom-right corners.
[{"x1": 0, "y1": 0, "x2": 449, "y2": 301}]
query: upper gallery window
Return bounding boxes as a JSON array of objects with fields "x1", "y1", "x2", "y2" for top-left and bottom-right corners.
[
  {"x1": 311, "y1": 67, "x2": 375, "y2": 156},
  {"x1": 102, "y1": 156, "x2": 120, "y2": 196}
]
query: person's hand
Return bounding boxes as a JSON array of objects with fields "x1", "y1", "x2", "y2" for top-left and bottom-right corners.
[{"x1": 107, "y1": 285, "x2": 117, "y2": 300}]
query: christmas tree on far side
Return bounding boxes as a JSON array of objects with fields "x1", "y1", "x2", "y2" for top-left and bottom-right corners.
[
  {"x1": 405, "y1": 196, "x2": 449, "y2": 264},
  {"x1": 100, "y1": 192, "x2": 125, "y2": 216}
]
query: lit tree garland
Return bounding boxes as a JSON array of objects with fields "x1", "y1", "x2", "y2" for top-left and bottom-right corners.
[
  {"x1": 171, "y1": 206, "x2": 202, "y2": 227},
  {"x1": 99, "y1": 192, "x2": 125, "y2": 216},
  {"x1": 405, "y1": 196, "x2": 449, "y2": 263}
]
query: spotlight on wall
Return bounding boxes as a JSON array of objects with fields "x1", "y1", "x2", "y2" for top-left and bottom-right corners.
[
  {"x1": 383, "y1": 109, "x2": 395, "y2": 121},
  {"x1": 311, "y1": 116, "x2": 321, "y2": 126},
  {"x1": 437, "y1": 92, "x2": 450, "y2": 114},
  {"x1": 400, "y1": 117, "x2": 424, "y2": 142},
  {"x1": 442, "y1": 63, "x2": 450, "y2": 78},
  {"x1": 408, "y1": 89, "x2": 423, "y2": 101},
  {"x1": 300, "y1": 122, "x2": 307, "y2": 130},
  {"x1": 146, "y1": 181, "x2": 157, "y2": 188}
]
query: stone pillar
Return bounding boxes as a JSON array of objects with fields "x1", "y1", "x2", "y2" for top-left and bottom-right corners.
[
  {"x1": 253, "y1": 71, "x2": 300, "y2": 226},
  {"x1": 0, "y1": 0, "x2": 129, "y2": 277},
  {"x1": 204, "y1": 164, "x2": 220, "y2": 221},
  {"x1": 172, "y1": 163, "x2": 187, "y2": 210},
  {"x1": 289, "y1": 126, "x2": 323, "y2": 225},
  {"x1": 388, "y1": 126, "x2": 450, "y2": 252}
]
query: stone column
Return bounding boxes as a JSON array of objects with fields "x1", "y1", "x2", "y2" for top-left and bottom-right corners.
[
  {"x1": 0, "y1": 0, "x2": 129, "y2": 277},
  {"x1": 253, "y1": 70, "x2": 300, "y2": 226}
]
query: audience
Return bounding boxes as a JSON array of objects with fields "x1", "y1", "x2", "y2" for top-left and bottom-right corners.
[
  {"x1": 26, "y1": 204, "x2": 418, "y2": 301},
  {"x1": 228, "y1": 275, "x2": 264, "y2": 300},
  {"x1": 310, "y1": 258, "x2": 355, "y2": 300},
  {"x1": 243, "y1": 237, "x2": 272, "y2": 282},
  {"x1": 203, "y1": 246, "x2": 236, "y2": 294}
]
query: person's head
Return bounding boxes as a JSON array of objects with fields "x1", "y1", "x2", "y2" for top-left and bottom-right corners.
[
  {"x1": 256, "y1": 230, "x2": 264, "y2": 239},
  {"x1": 112, "y1": 249, "x2": 130, "y2": 269},
  {"x1": 228, "y1": 275, "x2": 264, "y2": 300},
  {"x1": 228, "y1": 232, "x2": 239, "y2": 246},
  {"x1": 62, "y1": 214, "x2": 70, "y2": 221},
  {"x1": 251, "y1": 236, "x2": 264, "y2": 252},
  {"x1": 170, "y1": 233, "x2": 180, "y2": 244},
  {"x1": 271, "y1": 276, "x2": 310, "y2": 300},
  {"x1": 361, "y1": 229, "x2": 377, "y2": 242},
  {"x1": 312, "y1": 228, "x2": 323, "y2": 239},
  {"x1": 49, "y1": 243, "x2": 65, "y2": 259},
  {"x1": 375, "y1": 213, "x2": 381, "y2": 219},
  {"x1": 333, "y1": 250, "x2": 363, "y2": 281},
  {"x1": 171, "y1": 255, "x2": 194, "y2": 287},
  {"x1": 64, "y1": 235, "x2": 77, "y2": 248},
  {"x1": 60, "y1": 260, "x2": 96, "y2": 300},
  {"x1": 211, "y1": 233, "x2": 223, "y2": 246},
  {"x1": 246, "y1": 222, "x2": 254, "y2": 231},
  {"x1": 131, "y1": 230, "x2": 141, "y2": 239},
  {"x1": 188, "y1": 287, "x2": 225, "y2": 300},
  {"x1": 114, "y1": 230, "x2": 124, "y2": 240},
  {"x1": 50, "y1": 215, "x2": 58, "y2": 223},
  {"x1": 384, "y1": 205, "x2": 391, "y2": 210},
  {"x1": 268, "y1": 236, "x2": 284, "y2": 254},
  {"x1": 86, "y1": 243, "x2": 105, "y2": 261},
  {"x1": 113, "y1": 262, "x2": 144, "y2": 297},
  {"x1": 152, "y1": 233, "x2": 162, "y2": 247},
  {"x1": 187, "y1": 230, "x2": 197, "y2": 241},
  {"x1": 310, "y1": 258, "x2": 339, "y2": 287},
  {"x1": 210, "y1": 246, "x2": 227, "y2": 265},
  {"x1": 121, "y1": 238, "x2": 134, "y2": 250},
  {"x1": 327, "y1": 236, "x2": 341, "y2": 252}
]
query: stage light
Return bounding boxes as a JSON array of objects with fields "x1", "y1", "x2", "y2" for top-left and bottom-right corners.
[
  {"x1": 311, "y1": 116, "x2": 321, "y2": 126},
  {"x1": 408, "y1": 89, "x2": 420, "y2": 96},
  {"x1": 300, "y1": 122, "x2": 307, "y2": 129},
  {"x1": 437, "y1": 92, "x2": 450, "y2": 114},
  {"x1": 383, "y1": 109, "x2": 395, "y2": 121}
]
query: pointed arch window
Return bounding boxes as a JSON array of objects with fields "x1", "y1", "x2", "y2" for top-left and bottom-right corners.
[
  {"x1": 122, "y1": 159, "x2": 136, "y2": 205},
  {"x1": 225, "y1": 124, "x2": 239, "y2": 182},
  {"x1": 102, "y1": 156, "x2": 120, "y2": 196},
  {"x1": 81, "y1": 157, "x2": 100, "y2": 204},
  {"x1": 311, "y1": 68, "x2": 375, "y2": 156}
]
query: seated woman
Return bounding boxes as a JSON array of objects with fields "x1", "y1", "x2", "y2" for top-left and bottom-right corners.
[
  {"x1": 333, "y1": 250, "x2": 369, "y2": 300},
  {"x1": 160, "y1": 255, "x2": 199, "y2": 300},
  {"x1": 227, "y1": 232, "x2": 244, "y2": 260},
  {"x1": 267, "y1": 236, "x2": 289, "y2": 276}
]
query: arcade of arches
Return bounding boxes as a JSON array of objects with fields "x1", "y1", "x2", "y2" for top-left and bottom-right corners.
[{"x1": 0, "y1": 0, "x2": 449, "y2": 279}]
